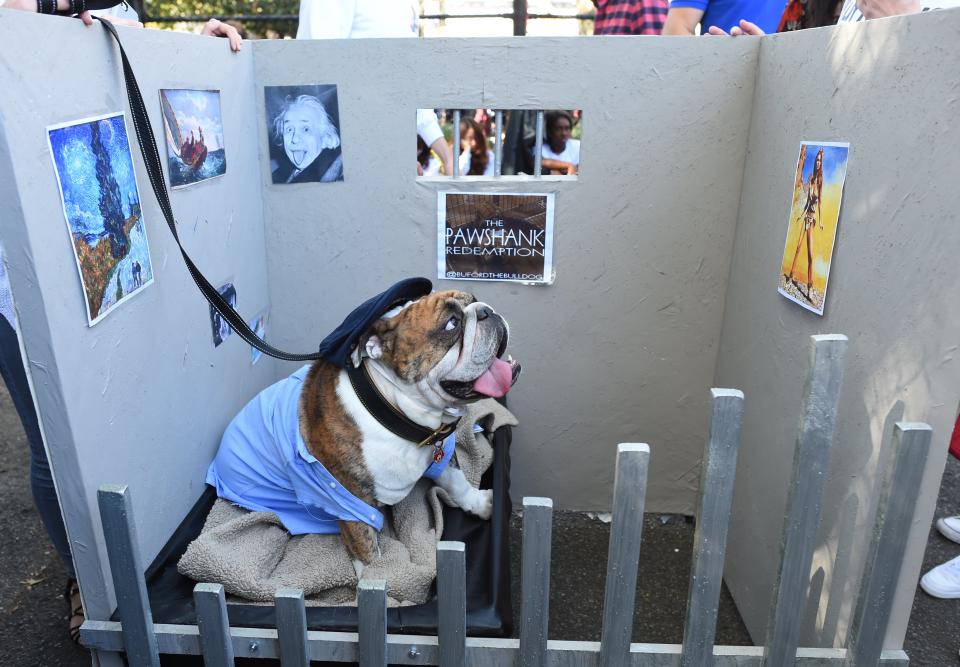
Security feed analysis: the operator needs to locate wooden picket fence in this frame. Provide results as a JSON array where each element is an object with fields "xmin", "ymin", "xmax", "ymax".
[{"xmin": 81, "ymin": 335, "xmax": 930, "ymax": 665}]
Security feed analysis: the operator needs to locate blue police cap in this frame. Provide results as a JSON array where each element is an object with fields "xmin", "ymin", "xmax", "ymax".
[{"xmin": 318, "ymin": 277, "xmax": 433, "ymax": 368}]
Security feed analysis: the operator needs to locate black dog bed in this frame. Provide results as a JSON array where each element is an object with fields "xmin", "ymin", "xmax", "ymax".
[{"xmin": 122, "ymin": 425, "xmax": 514, "ymax": 637}]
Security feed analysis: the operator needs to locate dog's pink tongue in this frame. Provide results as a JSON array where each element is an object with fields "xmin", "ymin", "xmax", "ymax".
[{"xmin": 473, "ymin": 358, "xmax": 514, "ymax": 397}]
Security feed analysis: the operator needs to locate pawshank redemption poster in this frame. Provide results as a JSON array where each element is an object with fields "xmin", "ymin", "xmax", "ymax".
[{"xmin": 437, "ymin": 192, "xmax": 555, "ymax": 284}]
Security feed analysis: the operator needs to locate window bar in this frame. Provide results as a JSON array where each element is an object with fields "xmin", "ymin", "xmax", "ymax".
[
  {"xmin": 494, "ymin": 110, "xmax": 504, "ymax": 177},
  {"xmin": 513, "ymin": 0, "xmax": 528, "ymax": 35},
  {"xmin": 453, "ymin": 110, "xmax": 461, "ymax": 178},
  {"xmin": 534, "ymin": 110, "xmax": 544, "ymax": 177}
]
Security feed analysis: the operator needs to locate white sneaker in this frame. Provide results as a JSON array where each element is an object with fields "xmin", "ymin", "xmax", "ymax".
[
  {"xmin": 936, "ymin": 516, "xmax": 960, "ymax": 544},
  {"xmin": 920, "ymin": 554, "xmax": 960, "ymax": 599}
]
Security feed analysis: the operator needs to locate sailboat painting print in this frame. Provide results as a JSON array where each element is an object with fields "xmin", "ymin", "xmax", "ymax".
[
  {"xmin": 159, "ymin": 89, "xmax": 227, "ymax": 189},
  {"xmin": 47, "ymin": 113, "xmax": 155, "ymax": 326}
]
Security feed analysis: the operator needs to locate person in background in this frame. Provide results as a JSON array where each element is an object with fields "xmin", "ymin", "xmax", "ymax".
[
  {"xmin": 0, "ymin": 243, "xmax": 86, "ymax": 641},
  {"xmin": 0, "ymin": 0, "xmax": 243, "ymax": 48},
  {"xmin": 836, "ymin": 0, "xmax": 960, "ymax": 21},
  {"xmin": 417, "ymin": 109, "xmax": 454, "ymax": 176},
  {"xmin": 778, "ymin": 0, "xmax": 843, "ymax": 30},
  {"xmin": 417, "ymin": 136, "xmax": 441, "ymax": 176},
  {"xmin": 707, "ymin": 0, "xmax": 960, "ymax": 33},
  {"xmin": 459, "ymin": 117, "xmax": 495, "ymax": 177},
  {"xmin": 592, "ymin": 0, "xmax": 669, "ymax": 35},
  {"xmin": 920, "ymin": 514, "xmax": 960, "ymax": 599},
  {"xmin": 663, "ymin": 0, "xmax": 786, "ymax": 35},
  {"xmin": 0, "ymin": 0, "xmax": 241, "ymax": 645},
  {"xmin": 0, "ymin": 0, "xmax": 142, "ymax": 23},
  {"xmin": 296, "ymin": 0, "xmax": 418, "ymax": 39},
  {"xmin": 920, "ymin": 414, "xmax": 960, "ymax": 604},
  {"xmin": 539, "ymin": 111, "xmax": 580, "ymax": 176},
  {"xmin": 295, "ymin": 1, "xmax": 454, "ymax": 177}
]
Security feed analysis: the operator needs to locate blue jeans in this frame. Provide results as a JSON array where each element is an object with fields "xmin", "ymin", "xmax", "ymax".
[{"xmin": 0, "ymin": 316, "xmax": 74, "ymax": 578}]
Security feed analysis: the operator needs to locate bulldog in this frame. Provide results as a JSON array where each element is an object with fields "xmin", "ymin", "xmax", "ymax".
[{"xmin": 206, "ymin": 280, "xmax": 520, "ymax": 573}]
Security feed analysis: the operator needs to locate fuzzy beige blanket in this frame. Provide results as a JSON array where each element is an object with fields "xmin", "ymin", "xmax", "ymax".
[{"xmin": 177, "ymin": 399, "xmax": 517, "ymax": 606}]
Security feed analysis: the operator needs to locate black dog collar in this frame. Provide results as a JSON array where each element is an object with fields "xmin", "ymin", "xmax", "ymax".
[{"xmin": 346, "ymin": 362, "xmax": 460, "ymax": 450}]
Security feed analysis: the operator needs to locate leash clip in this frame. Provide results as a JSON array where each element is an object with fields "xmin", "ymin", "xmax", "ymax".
[{"xmin": 417, "ymin": 422, "xmax": 455, "ymax": 449}]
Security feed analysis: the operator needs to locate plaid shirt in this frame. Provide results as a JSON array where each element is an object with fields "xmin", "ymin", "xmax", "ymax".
[{"xmin": 593, "ymin": 0, "xmax": 669, "ymax": 35}]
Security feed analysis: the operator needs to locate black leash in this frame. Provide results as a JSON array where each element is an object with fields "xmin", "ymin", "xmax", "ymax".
[{"xmin": 97, "ymin": 18, "xmax": 322, "ymax": 362}]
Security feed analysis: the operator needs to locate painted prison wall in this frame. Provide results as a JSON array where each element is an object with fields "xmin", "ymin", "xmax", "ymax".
[
  {"xmin": 255, "ymin": 35, "xmax": 759, "ymax": 513},
  {"xmin": 0, "ymin": 13, "xmax": 279, "ymax": 618},
  {"xmin": 715, "ymin": 11, "xmax": 960, "ymax": 651}
]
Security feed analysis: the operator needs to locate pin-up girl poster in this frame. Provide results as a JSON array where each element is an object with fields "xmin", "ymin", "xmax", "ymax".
[{"xmin": 778, "ymin": 141, "xmax": 850, "ymax": 315}]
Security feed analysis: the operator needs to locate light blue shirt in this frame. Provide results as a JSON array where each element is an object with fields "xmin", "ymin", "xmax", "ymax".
[{"xmin": 206, "ymin": 365, "xmax": 455, "ymax": 535}]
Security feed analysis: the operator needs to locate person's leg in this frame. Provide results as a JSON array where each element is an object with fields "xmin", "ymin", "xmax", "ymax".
[
  {"xmin": 805, "ymin": 227, "xmax": 814, "ymax": 291},
  {"xmin": 0, "ymin": 317, "xmax": 83, "ymax": 641},
  {"xmin": 0, "ymin": 316, "xmax": 74, "ymax": 578}
]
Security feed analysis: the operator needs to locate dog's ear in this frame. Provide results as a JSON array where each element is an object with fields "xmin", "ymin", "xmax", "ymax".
[
  {"xmin": 364, "ymin": 335, "xmax": 384, "ymax": 360},
  {"xmin": 357, "ymin": 318, "xmax": 397, "ymax": 365}
]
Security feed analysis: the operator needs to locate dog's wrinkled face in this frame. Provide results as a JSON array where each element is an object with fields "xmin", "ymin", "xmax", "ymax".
[{"xmin": 358, "ymin": 290, "xmax": 520, "ymax": 407}]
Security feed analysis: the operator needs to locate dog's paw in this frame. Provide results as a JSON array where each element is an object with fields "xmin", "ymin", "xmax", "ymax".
[
  {"xmin": 469, "ymin": 488, "xmax": 493, "ymax": 520},
  {"xmin": 352, "ymin": 559, "xmax": 366, "ymax": 580}
]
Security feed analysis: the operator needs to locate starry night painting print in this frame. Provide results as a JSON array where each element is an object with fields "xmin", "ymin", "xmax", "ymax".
[
  {"xmin": 160, "ymin": 89, "xmax": 227, "ymax": 188},
  {"xmin": 47, "ymin": 113, "xmax": 154, "ymax": 326}
]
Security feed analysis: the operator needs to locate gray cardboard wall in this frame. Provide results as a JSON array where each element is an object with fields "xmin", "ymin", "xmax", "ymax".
[
  {"xmin": 716, "ymin": 11, "xmax": 960, "ymax": 648},
  {"xmin": 254, "ymin": 35, "xmax": 759, "ymax": 512},
  {"xmin": 0, "ymin": 12, "xmax": 278, "ymax": 617},
  {"xmin": 0, "ymin": 16, "xmax": 758, "ymax": 621}
]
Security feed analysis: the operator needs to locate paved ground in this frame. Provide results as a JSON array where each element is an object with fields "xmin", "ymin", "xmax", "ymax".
[{"xmin": 0, "ymin": 380, "xmax": 956, "ymax": 665}]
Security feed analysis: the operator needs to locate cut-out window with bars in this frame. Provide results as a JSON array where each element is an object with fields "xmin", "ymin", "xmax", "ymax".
[{"xmin": 417, "ymin": 108, "xmax": 582, "ymax": 179}]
